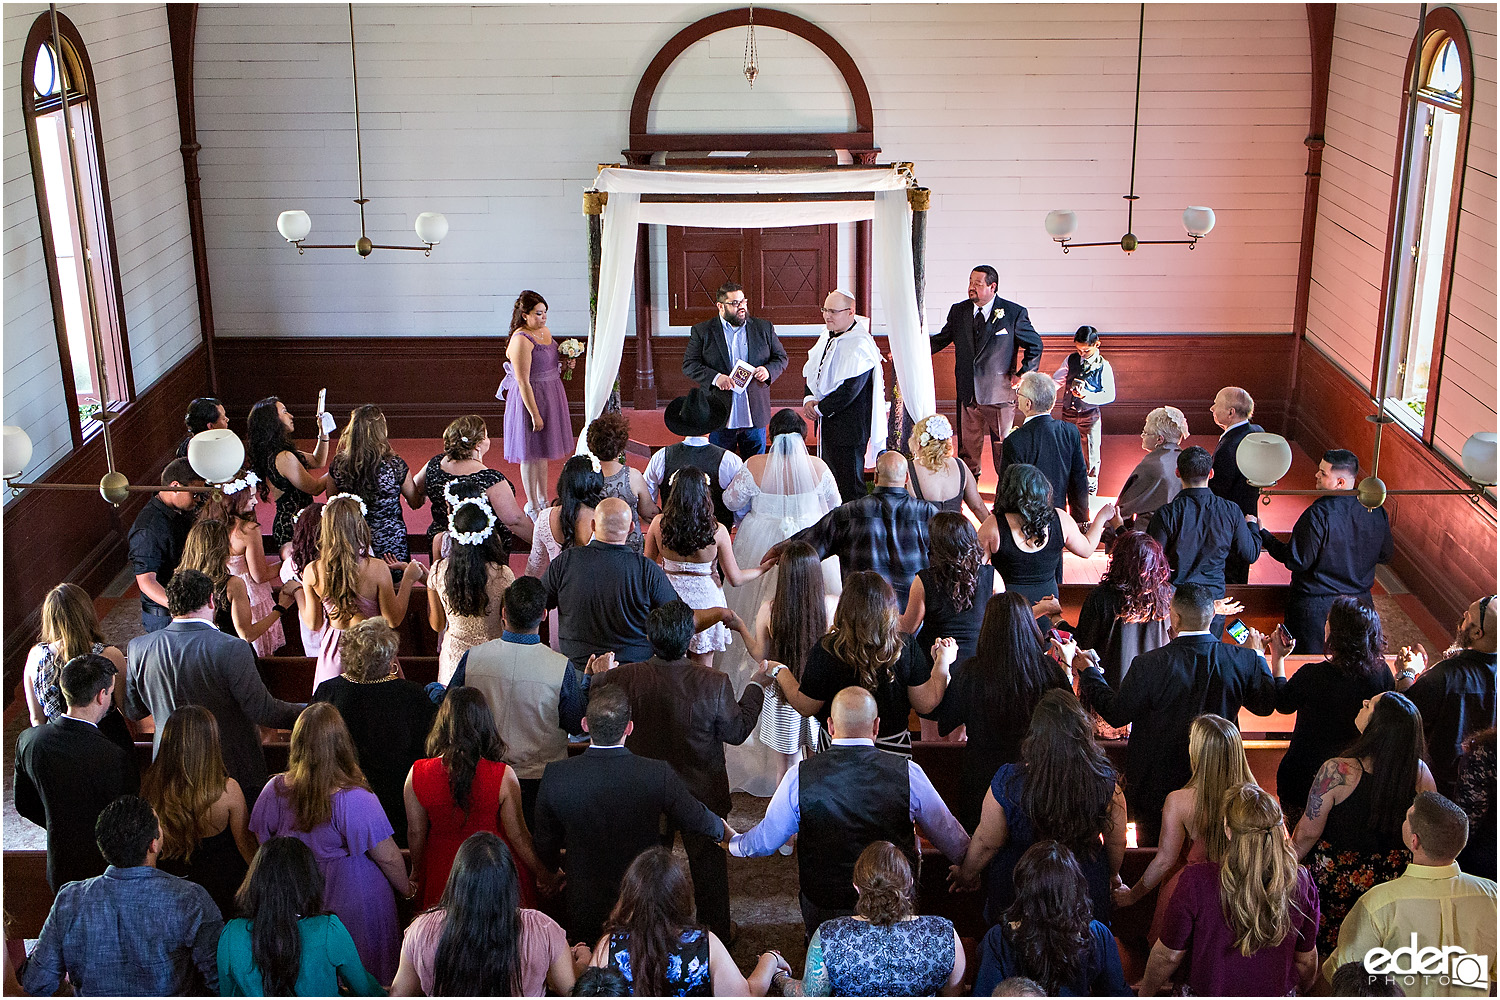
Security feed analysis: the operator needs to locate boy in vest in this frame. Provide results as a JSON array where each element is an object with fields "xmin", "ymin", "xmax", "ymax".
[{"xmin": 1052, "ymin": 325, "xmax": 1115, "ymax": 497}]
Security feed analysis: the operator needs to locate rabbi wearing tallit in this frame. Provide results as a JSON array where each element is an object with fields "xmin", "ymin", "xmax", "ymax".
[{"xmin": 802, "ymin": 290, "xmax": 887, "ymax": 504}]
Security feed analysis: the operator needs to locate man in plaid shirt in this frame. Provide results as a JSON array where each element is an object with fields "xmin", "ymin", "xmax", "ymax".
[{"xmin": 762, "ymin": 451, "xmax": 936, "ymax": 608}]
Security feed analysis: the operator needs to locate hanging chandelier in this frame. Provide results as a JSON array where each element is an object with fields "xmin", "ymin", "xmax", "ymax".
[
  {"xmin": 742, "ymin": 4, "xmax": 759, "ymax": 87},
  {"xmin": 1043, "ymin": 4, "xmax": 1215, "ymax": 254},
  {"xmin": 275, "ymin": 4, "xmax": 447, "ymax": 257}
]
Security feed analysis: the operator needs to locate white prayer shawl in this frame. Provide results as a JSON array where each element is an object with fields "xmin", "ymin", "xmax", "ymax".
[{"xmin": 803, "ymin": 315, "xmax": 888, "ymax": 470}]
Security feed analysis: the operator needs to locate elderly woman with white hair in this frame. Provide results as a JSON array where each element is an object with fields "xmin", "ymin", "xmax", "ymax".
[
  {"xmin": 1113, "ymin": 405, "xmax": 1190, "ymax": 532},
  {"xmin": 906, "ymin": 414, "xmax": 989, "ymax": 521}
]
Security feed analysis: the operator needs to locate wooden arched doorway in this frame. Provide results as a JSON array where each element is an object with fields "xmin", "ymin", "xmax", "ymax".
[{"xmin": 622, "ymin": 7, "xmax": 879, "ymax": 408}]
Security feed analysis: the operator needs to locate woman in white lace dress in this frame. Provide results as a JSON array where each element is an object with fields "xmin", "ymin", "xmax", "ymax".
[
  {"xmin": 645, "ymin": 469, "xmax": 763, "ymax": 665},
  {"xmin": 720, "ymin": 409, "xmax": 843, "ymax": 796}
]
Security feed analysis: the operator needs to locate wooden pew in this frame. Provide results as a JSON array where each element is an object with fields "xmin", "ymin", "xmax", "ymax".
[
  {"xmin": 4, "ymin": 850, "xmax": 53, "ymax": 939},
  {"xmin": 257, "ymin": 655, "xmax": 441, "ymax": 703}
]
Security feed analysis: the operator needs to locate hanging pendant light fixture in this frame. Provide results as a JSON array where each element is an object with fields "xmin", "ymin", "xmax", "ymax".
[
  {"xmin": 742, "ymin": 5, "xmax": 759, "ymax": 87},
  {"xmin": 1043, "ymin": 4, "xmax": 1214, "ymax": 254},
  {"xmin": 275, "ymin": 5, "xmax": 447, "ymax": 257}
]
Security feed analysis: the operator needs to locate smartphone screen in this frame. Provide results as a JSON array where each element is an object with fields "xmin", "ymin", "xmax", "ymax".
[
  {"xmin": 1226, "ymin": 618, "xmax": 1250, "ymax": 643},
  {"xmin": 316, "ymin": 388, "xmax": 326, "ymax": 415}
]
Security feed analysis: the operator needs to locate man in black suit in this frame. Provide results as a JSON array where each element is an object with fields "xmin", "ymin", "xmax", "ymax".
[
  {"xmin": 682, "ymin": 282, "xmax": 788, "ymax": 458},
  {"xmin": 592, "ymin": 601, "xmax": 771, "ymax": 940},
  {"xmin": 1148, "ymin": 446, "xmax": 1263, "ymax": 636},
  {"xmin": 533, "ymin": 684, "xmax": 730, "ymax": 945},
  {"xmin": 930, "ymin": 265, "xmax": 1044, "ymax": 479},
  {"xmin": 14, "ymin": 653, "xmax": 140, "ymax": 891},
  {"xmin": 1073, "ymin": 583, "xmax": 1278, "ymax": 844},
  {"xmin": 1210, "ymin": 386, "xmax": 1264, "ymax": 584},
  {"xmin": 1260, "ymin": 449, "xmax": 1394, "ymax": 655},
  {"xmin": 1001, "ymin": 371, "xmax": 1091, "ymax": 524}
]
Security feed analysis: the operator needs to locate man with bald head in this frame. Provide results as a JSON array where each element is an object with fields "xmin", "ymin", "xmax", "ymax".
[
  {"xmin": 729, "ymin": 687, "xmax": 969, "ymax": 936},
  {"xmin": 539, "ymin": 497, "xmax": 681, "ymax": 669},
  {"xmin": 803, "ymin": 290, "xmax": 886, "ymax": 503},
  {"xmin": 1398, "ymin": 595, "xmax": 1498, "ymax": 798},
  {"xmin": 1210, "ymin": 386, "xmax": 1263, "ymax": 584},
  {"xmin": 765, "ymin": 450, "xmax": 936, "ymax": 607}
]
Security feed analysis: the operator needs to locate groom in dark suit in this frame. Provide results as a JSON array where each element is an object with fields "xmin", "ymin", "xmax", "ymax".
[
  {"xmin": 1210, "ymin": 386, "xmax": 1264, "ymax": 584},
  {"xmin": 683, "ymin": 282, "xmax": 788, "ymax": 458},
  {"xmin": 930, "ymin": 265, "xmax": 1044, "ymax": 479}
]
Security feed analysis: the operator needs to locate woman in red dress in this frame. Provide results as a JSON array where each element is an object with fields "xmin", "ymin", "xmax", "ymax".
[{"xmin": 403, "ymin": 687, "xmax": 557, "ymax": 909}]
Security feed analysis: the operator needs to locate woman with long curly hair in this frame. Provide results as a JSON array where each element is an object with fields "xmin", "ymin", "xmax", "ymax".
[
  {"xmin": 329, "ymin": 404, "xmax": 423, "ymax": 562},
  {"xmin": 218, "ymin": 836, "xmax": 383, "ymax": 995},
  {"xmin": 1073, "ymin": 530, "xmax": 1171, "ymax": 690},
  {"xmin": 404, "ymin": 687, "xmax": 555, "ymax": 911},
  {"xmin": 979, "ymin": 464, "xmax": 1115, "ymax": 625},
  {"xmin": 1113, "ymin": 715, "xmax": 1255, "ymax": 939},
  {"xmin": 250, "ymin": 703, "xmax": 414, "ymax": 983},
  {"xmin": 1138, "ymin": 784, "xmax": 1320, "ymax": 997},
  {"xmin": 590, "ymin": 847, "xmax": 776, "ymax": 996},
  {"xmin": 280, "ymin": 501, "xmax": 325, "ymax": 655},
  {"xmin": 1272, "ymin": 596, "xmax": 1396, "ymax": 820},
  {"xmin": 429, "ymin": 497, "xmax": 515, "ymax": 683},
  {"xmin": 22, "ymin": 582, "xmax": 125, "ymax": 727},
  {"xmin": 179, "ymin": 517, "xmax": 293, "ymax": 652},
  {"xmin": 141, "ymin": 706, "xmax": 257, "ymax": 917},
  {"xmin": 776, "ymin": 841, "xmax": 964, "ymax": 996},
  {"xmin": 413, "ymin": 414, "xmax": 531, "ymax": 559},
  {"xmin": 933, "ymin": 592, "xmax": 1071, "ymax": 831},
  {"xmin": 974, "ymin": 842, "xmax": 1127, "ymax": 996},
  {"xmin": 248, "ymin": 396, "xmax": 331, "ymax": 546},
  {"xmin": 499, "ymin": 290, "xmax": 575, "ymax": 516},
  {"xmin": 645, "ymin": 468, "xmax": 763, "ymax": 665},
  {"xmin": 951, "ymin": 688, "xmax": 1127, "ymax": 923},
  {"xmin": 900, "ymin": 512, "xmax": 1000, "ymax": 666},
  {"xmin": 393, "ymin": 832, "xmax": 584, "ymax": 996},
  {"xmin": 525, "ymin": 453, "xmax": 606, "ymax": 578},
  {"xmin": 905, "ymin": 414, "xmax": 988, "ymax": 520},
  {"xmin": 303, "ymin": 494, "xmax": 426, "ymax": 691},
  {"xmin": 776, "ymin": 571, "xmax": 953, "ymax": 754},
  {"xmin": 1292, "ymin": 690, "xmax": 1435, "ymax": 953},
  {"xmin": 587, "ymin": 411, "xmax": 658, "ymax": 553}
]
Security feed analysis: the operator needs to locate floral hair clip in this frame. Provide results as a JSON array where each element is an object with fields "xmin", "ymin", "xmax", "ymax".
[
  {"xmin": 449, "ymin": 498, "xmax": 498, "ymax": 546},
  {"xmin": 327, "ymin": 492, "xmax": 369, "ymax": 516},
  {"xmin": 917, "ymin": 414, "xmax": 954, "ymax": 447},
  {"xmin": 220, "ymin": 470, "xmax": 260, "ymax": 496},
  {"xmin": 588, "ymin": 453, "xmax": 602, "ymax": 474}
]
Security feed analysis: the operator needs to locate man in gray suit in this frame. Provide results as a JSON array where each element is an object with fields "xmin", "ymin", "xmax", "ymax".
[{"xmin": 125, "ymin": 569, "xmax": 303, "ymax": 800}]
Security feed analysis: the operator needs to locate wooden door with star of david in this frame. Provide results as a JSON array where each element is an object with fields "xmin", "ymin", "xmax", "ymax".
[{"xmin": 665, "ymin": 224, "xmax": 837, "ymax": 327}]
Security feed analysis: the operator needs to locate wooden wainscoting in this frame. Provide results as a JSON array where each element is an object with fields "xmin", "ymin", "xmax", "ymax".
[
  {"xmin": 216, "ymin": 331, "xmax": 1294, "ymax": 439},
  {"xmin": 1290, "ymin": 344, "xmax": 1498, "ymax": 626},
  {"xmin": 2, "ymin": 346, "xmax": 213, "ymax": 702}
]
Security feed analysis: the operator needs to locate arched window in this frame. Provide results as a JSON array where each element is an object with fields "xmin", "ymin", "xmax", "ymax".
[
  {"xmin": 22, "ymin": 12, "xmax": 132, "ymax": 445},
  {"xmin": 1374, "ymin": 8, "xmax": 1473, "ymax": 439}
]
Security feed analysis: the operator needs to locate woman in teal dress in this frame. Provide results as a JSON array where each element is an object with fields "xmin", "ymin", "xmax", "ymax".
[{"xmin": 217, "ymin": 837, "xmax": 384, "ymax": 996}]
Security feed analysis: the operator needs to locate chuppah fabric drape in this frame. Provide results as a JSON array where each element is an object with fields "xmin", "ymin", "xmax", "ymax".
[{"xmin": 580, "ymin": 166, "xmax": 935, "ymax": 463}]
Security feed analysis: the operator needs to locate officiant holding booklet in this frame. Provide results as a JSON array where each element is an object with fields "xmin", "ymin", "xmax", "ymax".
[{"xmin": 683, "ymin": 282, "xmax": 789, "ymax": 458}]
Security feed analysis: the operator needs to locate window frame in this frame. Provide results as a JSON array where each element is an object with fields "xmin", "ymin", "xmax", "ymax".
[
  {"xmin": 1371, "ymin": 7, "xmax": 1474, "ymax": 446},
  {"xmin": 21, "ymin": 12, "xmax": 135, "ymax": 449}
]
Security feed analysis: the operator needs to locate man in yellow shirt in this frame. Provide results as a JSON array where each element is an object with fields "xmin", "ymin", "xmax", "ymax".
[{"xmin": 1323, "ymin": 791, "xmax": 1497, "ymax": 996}]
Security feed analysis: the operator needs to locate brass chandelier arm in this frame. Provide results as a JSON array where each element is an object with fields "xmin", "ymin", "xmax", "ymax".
[{"xmin": 7, "ymin": 482, "xmax": 224, "ymax": 494}]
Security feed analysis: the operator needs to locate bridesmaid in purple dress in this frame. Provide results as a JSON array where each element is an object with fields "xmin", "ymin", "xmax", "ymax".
[
  {"xmin": 250, "ymin": 703, "xmax": 414, "ymax": 985},
  {"xmin": 498, "ymin": 290, "xmax": 576, "ymax": 516}
]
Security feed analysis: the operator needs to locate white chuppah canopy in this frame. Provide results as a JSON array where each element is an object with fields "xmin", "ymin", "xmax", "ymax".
[{"xmin": 580, "ymin": 165, "xmax": 935, "ymax": 461}]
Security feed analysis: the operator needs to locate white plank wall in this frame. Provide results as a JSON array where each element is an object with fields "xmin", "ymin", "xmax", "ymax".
[
  {"xmin": 2, "ymin": 3, "xmax": 200, "ymax": 482},
  {"xmin": 1305, "ymin": 3, "xmax": 1497, "ymax": 463},
  {"xmin": 193, "ymin": 3, "xmax": 1309, "ymax": 343}
]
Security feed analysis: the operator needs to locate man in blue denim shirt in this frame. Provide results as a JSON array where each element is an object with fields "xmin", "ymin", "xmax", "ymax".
[{"xmin": 20, "ymin": 795, "xmax": 222, "ymax": 996}]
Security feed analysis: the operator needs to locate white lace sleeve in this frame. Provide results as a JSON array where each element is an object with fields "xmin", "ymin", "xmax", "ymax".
[
  {"xmin": 817, "ymin": 466, "xmax": 841, "ymax": 513},
  {"xmin": 723, "ymin": 464, "xmax": 760, "ymax": 514},
  {"xmin": 525, "ymin": 515, "xmax": 550, "ymax": 577}
]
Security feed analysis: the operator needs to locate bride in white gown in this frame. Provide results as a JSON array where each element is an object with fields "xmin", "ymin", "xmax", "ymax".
[{"xmin": 719, "ymin": 409, "xmax": 843, "ymax": 796}]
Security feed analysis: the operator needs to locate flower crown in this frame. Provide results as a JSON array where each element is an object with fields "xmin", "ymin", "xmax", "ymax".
[
  {"xmin": 917, "ymin": 414, "xmax": 954, "ymax": 447},
  {"xmin": 449, "ymin": 498, "xmax": 498, "ymax": 546},
  {"xmin": 443, "ymin": 479, "xmax": 493, "ymax": 510},
  {"xmin": 327, "ymin": 492, "xmax": 368, "ymax": 516},
  {"xmin": 220, "ymin": 470, "xmax": 260, "ymax": 508}
]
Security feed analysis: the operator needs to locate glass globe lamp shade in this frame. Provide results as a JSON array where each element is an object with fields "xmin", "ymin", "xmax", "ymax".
[
  {"xmin": 1183, "ymin": 206, "xmax": 1216, "ymax": 238},
  {"xmin": 3, "ymin": 424, "xmax": 34, "ymax": 479},
  {"xmin": 1044, "ymin": 210, "xmax": 1078, "ymax": 242},
  {"xmin": 188, "ymin": 429, "xmax": 246, "ymax": 484},
  {"xmin": 1236, "ymin": 432, "xmax": 1294, "ymax": 488},
  {"xmin": 276, "ymin": 210, "xmax": 312, "ymax": 243},
  {"xmin": 415, "ymin": 212, "xmax": 449, "ymax": 245},
  {"xmin": 1462, "ymin": 432, "xmax": 1498, "ymax": 486}
]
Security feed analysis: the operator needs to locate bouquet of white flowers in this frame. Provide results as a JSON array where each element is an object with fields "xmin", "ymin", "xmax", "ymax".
[{"xmin": 558, "ymin": 338, "xmax": 585, "ymax": 380}]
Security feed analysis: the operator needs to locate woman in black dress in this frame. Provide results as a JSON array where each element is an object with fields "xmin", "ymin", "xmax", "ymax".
[
  {"xmin": 1271, "ymin": 596, "xmax": 1395, "ymax": 821},
  {"xmin": 412, "ymin": 414, "xmax": 532, "ymax": 560},
  {"xmin": 901, "ymin": 512, "xmax": 998, "ymax": 665},
  {"xmin": 980, "ymin": 464, "xmax": 1113, "ymax": 624},
  {"xmin": 905, "ymin": 414, "xmax": 988, "ymax": 520},
  {"xmin": 934, "ymin": 591, "xmax": 1071, "ymax": 830},
  {"xmin": 1073, "ymin": 531, "xmax": 1171, "ymax": 689},
  {"xmin": 328, "ymin": 404, "xmax": 422, "ymax": 562},
  {"xmin": 140, "ymin": 706, "xmax": 258, "ymax": 917},
  {"xmin": 312, "ymin": 618, "xmax": 436, "ymax": 847},
  {"xmin": 248, "ymin": 396, "xmax": 331, "ymax": 546}
]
